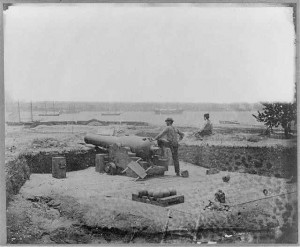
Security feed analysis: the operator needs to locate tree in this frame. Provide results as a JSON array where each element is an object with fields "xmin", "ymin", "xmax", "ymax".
[{"xmin": 252, "ymin": 102, "xmax": 297, "ymax": 138}]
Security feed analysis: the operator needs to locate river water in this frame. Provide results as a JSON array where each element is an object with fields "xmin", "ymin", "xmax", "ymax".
[{"xmin": 10, "ymin": 110, "xmax": 263, "ymax": 128}]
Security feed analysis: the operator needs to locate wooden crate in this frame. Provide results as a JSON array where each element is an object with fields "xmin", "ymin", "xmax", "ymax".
[
  {"xmin": 52, "ymin": 157, "xmax": 66, "ymax": 179},
  {"xmin": 95, "ymin": 154, "xmax": 107, "ymax": 173},
  {"xmin": 132, "ymin": 194, "xmax": 184, "ymax": 207}
]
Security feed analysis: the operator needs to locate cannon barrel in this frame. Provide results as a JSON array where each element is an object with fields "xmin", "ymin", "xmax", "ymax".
[{"xmin": 84, "ymin": 134, "xmax": 156, "ymax": 158}]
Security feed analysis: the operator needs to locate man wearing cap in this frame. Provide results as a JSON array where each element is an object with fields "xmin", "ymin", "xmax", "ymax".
[
  {"xmin": 153, "ymin": 118, "xmax": 184, "ymax": 176},
  {"xmin": 195, "ymin": 113, "xmax": 213, "ymax": 139}
]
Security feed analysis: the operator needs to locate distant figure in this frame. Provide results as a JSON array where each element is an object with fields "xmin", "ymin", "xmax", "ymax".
[
  {"xmin": 195, "ymin": 113, "xmax": 213, "ymax": 139},
  {"xmin": 154, "ymin": 117, "xmax": 184, "ymax": 176}
]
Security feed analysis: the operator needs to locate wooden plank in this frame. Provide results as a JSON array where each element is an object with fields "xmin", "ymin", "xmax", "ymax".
[
  {"xmin": 132, "ymin": 194, "xmax": 184, "ymax": 207},
  {"xmin": 127, "ymin": 161, "xmax": 147, "ymax": 179},
  {"xmin": 131, "ymin": 157, "xmax": 142, "ymax": 162},
  {"xmin": 126, "ymin": 167, "xmax": 140, "ymax": 178}
]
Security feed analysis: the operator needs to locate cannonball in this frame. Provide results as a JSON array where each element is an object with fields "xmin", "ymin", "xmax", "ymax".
[
  {"xmin": 142, "ymin": 189, "xmax": 148, "ymax": 196},
  {"xmin": 162, "ymin": 189, "xmax": 170, "ymax": 197},
  {"xmin": 148, "ymin": 189, "xmax": 154, "ymax": 197},
  {"xmin": 153, "ymin": 191, "xmax": 160, "ymax": 198},
  {"xmin": 138, "ymin": 190, "xmax": 143, "ymax": 197},
  {"xmin": 157, "ymin": 190, "xmax": 164, "ymax": 198},
  {"xmin": 138, "ymin": 189, "xmax": 148, "ymax": 197},
  {"xmin": 169, "ymin": 188, "xmax": 177, "ymax": 196}
]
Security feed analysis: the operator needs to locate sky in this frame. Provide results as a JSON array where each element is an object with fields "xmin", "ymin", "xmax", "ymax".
[{"xmin": 4, "ymin": 4, "xmax": 296, "ymax": 103}]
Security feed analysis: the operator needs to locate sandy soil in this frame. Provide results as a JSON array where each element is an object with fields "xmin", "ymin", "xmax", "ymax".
[
  {"xmin": 5, "ymin": 124, "xmax": 298, "ymax": 244},
  {"xmin": 8, "ymin": 162, "xmax": 297, "ymax": 244}
]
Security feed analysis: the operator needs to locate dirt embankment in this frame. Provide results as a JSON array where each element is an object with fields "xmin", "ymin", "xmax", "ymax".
[
  {"xmin": 5, "ymin": 147, "xmax": 105, "ymax": 203},
  {"xmin": 5, "ymin": 124, "xmax": 298, "ymax": 244},
  {"xmin": 179, "ymin": 145, "xmax": 297, "ymax": 179},
  {"xmin": 6, "ymin": 157, "xmax": 31, "ymax": 204},
  {"xmin": 6, "ymin": 125, "xmax": 297, "ymax": 203},
  {"xmin": 7, "ymin": 165, "xmax": 298, "ymax": 244},
  {"xmin": 5, "ymin": 130, "xmax": 106, "ymax": 203},
  {"xmin": 135, "ymin": 126, "xmax": 297, "ymax": 179}
]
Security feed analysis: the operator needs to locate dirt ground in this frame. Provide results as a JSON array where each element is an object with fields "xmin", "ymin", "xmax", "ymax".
[{"xmin": 5, "ymin": 123, "xmax": 298, "ymax": 244}]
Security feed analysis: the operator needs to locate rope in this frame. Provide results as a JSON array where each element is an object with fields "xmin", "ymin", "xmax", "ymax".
[
  {"xmin": 232, "ymin": 190, "xmax": 297, "ymax": 207},
  {"xmin": 193, "ymin": 211, "xmax": 202, "ymax": 242},
  {"xmin": 160, "ymin": 209, "xmax": 171, "ymax": 243},
  {"xmin": 162, "ymin": 190, "xmax": 297, "ymax": 216},
  {"xmin": 169, "ymin": 208, "xmax": 195, "ymax": 216}
]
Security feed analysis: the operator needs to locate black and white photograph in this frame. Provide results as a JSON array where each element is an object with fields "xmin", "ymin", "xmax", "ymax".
[{"xmin": 2, "ymin": 1, "xmax": 298, "ymax": 244}]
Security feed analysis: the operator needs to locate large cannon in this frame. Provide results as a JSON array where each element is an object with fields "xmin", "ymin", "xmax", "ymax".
[
  {"xmin": 84, "ymin": 134, "xmax": 170, "ymax": 178},
  {"xmin": 84, "ymin": 134, "xmax": 157, "ymax": 160}
]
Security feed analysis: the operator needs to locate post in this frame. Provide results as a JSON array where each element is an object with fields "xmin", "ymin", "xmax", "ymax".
[
  {"xmin": 193, "ymin": 211, "xmax": 203, "ymax": 243},
  {"xmin": 30, "ymin": 101, "xmax": 33, "ymax": 122},
  {"xmin": 17, "ymin": 100, "xmax": 21, "ymax": 123},
  {"xmin": 95, "ymin": 154, "xmax": 107, "ymax": 173},
  {"xmin": 161, "ymin": 209, "xmax": 171, "ymax": 244}
]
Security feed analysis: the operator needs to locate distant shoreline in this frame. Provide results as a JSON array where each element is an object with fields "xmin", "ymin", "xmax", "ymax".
[{"xmin": 5, "ymin": 101, "xmax": 265, "ymax": 113}]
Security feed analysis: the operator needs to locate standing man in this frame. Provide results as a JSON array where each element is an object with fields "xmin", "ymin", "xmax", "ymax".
[
  {"xmin": 194, "ymin": 113, "xmax": 213, "ymax": 139},
  {"xmin": 154, "ymin": 118, "xmax": 184, "ymax": 176}
]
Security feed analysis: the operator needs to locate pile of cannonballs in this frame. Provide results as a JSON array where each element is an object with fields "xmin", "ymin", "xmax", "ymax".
[{"xmin": 138, "ymin": 188, "xmax": 177, "ymax": 199}]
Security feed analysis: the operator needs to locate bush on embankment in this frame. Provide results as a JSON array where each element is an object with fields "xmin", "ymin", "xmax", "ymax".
[{"xmin": 6, "ymin": 157, "xmax": 31, "ymax": 203}]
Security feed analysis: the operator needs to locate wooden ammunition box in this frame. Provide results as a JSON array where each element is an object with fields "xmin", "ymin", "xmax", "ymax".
[
  {"xmin": 132, "ymin": 193, "xmax": 184, "ymax": 207},
  {"xmin": 52, "ymin": 157, "xmax": 66, "ymax": 179},
  {"xmin": 95, "ymin": 154, "xmax": 107, "ymax": 173}
]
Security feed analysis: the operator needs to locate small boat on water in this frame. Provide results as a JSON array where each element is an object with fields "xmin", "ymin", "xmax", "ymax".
[
  {"xmin": 63, "ymin": 109, "xmax": 81, "ymax": 114},
  {"xmin": 38, "ymin": 101, "xmax": 60, "ymax": 116},
  {"xmin": 38, "ymin": 112, "xmax": 60, "ymax": 116},
  {"xmin": 154, "ymin": 109, "xmax": 184, "ymax": 115},
  {"xmin": 219, "ymin": 120, "xmax": 240, "ymax": 125},
  {"xmin": 101, "ymin": 112, "xmax": 121, "ymax": 116}
]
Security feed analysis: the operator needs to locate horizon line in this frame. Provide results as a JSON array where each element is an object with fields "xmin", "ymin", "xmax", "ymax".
[{"xmin": 6, "ymin": 100, "xmax": 294, "ymax": 104}]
